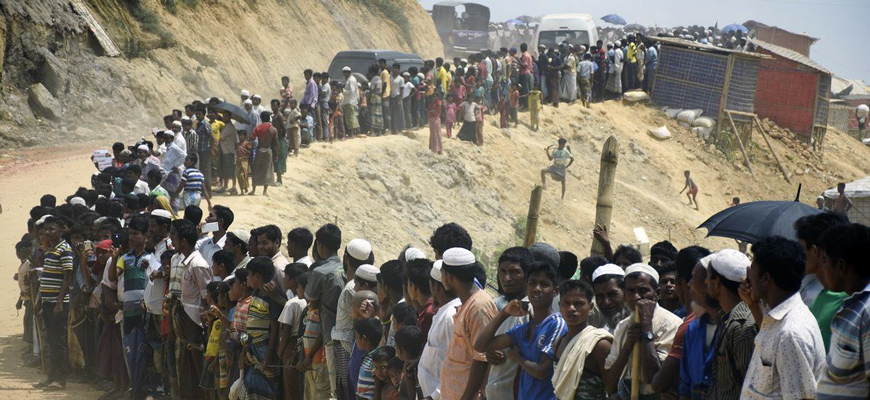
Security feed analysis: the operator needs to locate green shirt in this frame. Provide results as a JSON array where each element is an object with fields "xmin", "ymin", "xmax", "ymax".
[{"xmin": 809, "ymin": 289, "xmax": 847, "ymax": 352}]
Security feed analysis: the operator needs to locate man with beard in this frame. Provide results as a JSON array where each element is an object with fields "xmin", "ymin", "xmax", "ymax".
[
  {"xmin": 705, "ymin": 250, "xmax": 756, "ymax": 400},
  {"xmin": 588, "ymin": 264, "xmax": 629, "ymax": 333}
]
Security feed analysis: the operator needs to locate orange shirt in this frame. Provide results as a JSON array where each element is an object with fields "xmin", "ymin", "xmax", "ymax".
[{"xmin": 439, "ymin": 289, "xmax": 497, "ymax": 400}]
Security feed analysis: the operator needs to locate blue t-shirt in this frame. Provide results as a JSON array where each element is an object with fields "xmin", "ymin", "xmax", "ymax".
[
  {"xmin": 347, "ymin": 343, "xmax": 364, "ymax": 395},
  {"xmin": 507, "ymin": 313, "xmax": 567, "ymax": 400}
]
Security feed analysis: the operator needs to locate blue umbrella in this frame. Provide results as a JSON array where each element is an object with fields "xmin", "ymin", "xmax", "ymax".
[
  {"xmin": 506, "ymin": 19, "xmax": 524, "ymax": 25},
  {"xmin": 721, "ymin": 23, "xmax": 748, "ymax": 34},
  {"xmin": 698, "ymin": 199, "xmax": 820, "ymax": 243},
  {"xmin": 601, "ymin": 14, "xmax": 627, "ymax": 26}
]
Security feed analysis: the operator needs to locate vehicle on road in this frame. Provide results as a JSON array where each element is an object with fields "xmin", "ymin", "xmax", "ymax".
[
  {"xmin": 431, "ymin": 1, "xmax": 491, "ymax": 57},
  {"xmin": 534, "ymin": 14, "xmax": 599, "ymax": 50},
  {"xmin": 328, "ymin": 50, "xmax": 425, "ymax": 82}
]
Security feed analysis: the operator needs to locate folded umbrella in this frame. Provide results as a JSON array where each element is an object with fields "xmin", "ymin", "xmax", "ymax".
[
  {"xmin": 211, "ymin": 102, "xmax": 250, "ymax": 124},
  {"xmin": 601, "ymin": 14, "xmax": 627, "ymax": 26}
]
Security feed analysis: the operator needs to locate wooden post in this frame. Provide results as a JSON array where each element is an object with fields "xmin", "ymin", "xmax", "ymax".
[
  {"xmin": 523, "ymin": 186, "xmax": 543, "ymax": 248},
  {"xmin": 591, "ymin": 136, "xmax": 619, "ymax": 257},
  {"xmin": 630, "ymin": 307, "xmax": 641, "ymax": 400},
  {"xmin": 726, "ymin": 111, "xmax": 756, "ymax": 178},
  {"xmin": 753, "ymin": 117, "xmax": 793, "ymax": 184}
]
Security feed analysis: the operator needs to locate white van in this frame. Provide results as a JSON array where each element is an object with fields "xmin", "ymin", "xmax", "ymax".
[{"xmin": 534, "ymin": 14, "xmax": 599, "ymax": 50}]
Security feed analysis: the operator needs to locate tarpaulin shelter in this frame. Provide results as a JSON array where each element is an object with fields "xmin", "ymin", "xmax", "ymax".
[
  {"xmin": 744, "ymin": 20, "xmax": 818, "ymax": 57},
  {"xmin": 752, "ymin": 39, "xmax": 831, "ymax": 146},
  {"xmin": 823, "ymin": 177, "xmax": 870, "ymax": 226}
]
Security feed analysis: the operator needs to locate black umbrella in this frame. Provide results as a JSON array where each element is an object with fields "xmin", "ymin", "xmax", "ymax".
[
  {"xmin": 698, "ymin": 186, "xmax": 821, "ymax": 243},
  {"xmin": 211, "ymin": 102, "xmax": 250, "ymax": 124}
]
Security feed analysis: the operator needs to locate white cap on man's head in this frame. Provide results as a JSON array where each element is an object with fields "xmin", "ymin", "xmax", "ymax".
[
  {"xmin": 69, "ymin": 197, "xmax": 86, "ymax": 207},
  {"xmin": 430, "ymin": 260, "xmax": 443, "ymax": 282},
  {"xmin": 163, "ymin": 130, "xmax": 175, "ymax": 137},
  {"xmin": 229, "ymin": 229, "xmax": 251, "ymax": 245},
  {"xmin": 442, "ymin": 248, "xmax": 475, "ymax": 266},
  {"xmin": 709, "ymin": 249, "xmax": 750, "ymax": 283},
  {"xmin": 244, "ymin": 99, "xmax": 253, "ymax": 105},
  {"xmin": 240, "ymin": 90, "xmax": 250, "ymax": 96},
  {"xmin": 591, "ymin": 263, "xmax": 625, "ymax": 282},
  {"xmin": 405, "ymin": 247, "xmax": 426, "ymax": 261},
  {"xmin": 172, "ymin": 121, "xmax": 182, "ymax": 128},
  {"xmin": 342, "ymin": 66, "xmax": 352, "ymax": 72},
  {"xmin": 137, "ymin": 144, "xmax": 149, "ymax": 152},
  {"xmin": 150, "ymin": 209, "xmax": 173, "ymax": 220},
  {"xmin": 356, "ymin": 264, "xmax": 380, "ymax": 282},
  {"xmin": 252, "ymin": 94, "xmax": 261, "ymax": 100},
  {"xmin": 625, "ymin": 263, "xmax": 659, "ymax": 284},
  {"xmin": 346, "ymin": 239, "xmax": 372, "ymax": 261}
]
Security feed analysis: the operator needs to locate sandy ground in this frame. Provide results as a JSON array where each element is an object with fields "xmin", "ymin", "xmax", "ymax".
[{"xmin": 1, "ymin": 100, "xmax": 869, "ymax": 397}]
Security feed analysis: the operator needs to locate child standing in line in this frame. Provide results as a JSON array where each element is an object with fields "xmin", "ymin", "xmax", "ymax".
[
  {"xmin": 509, "ymin": 83, "xmax": 520, "ymax": 128},
  {"xmin": 428, "ymin": 95, "xmax": 443, "ymax": 154},
  {"xmin": 235, "ymin": 130, "xmax": 252, "ymax": 195},
  {"xmin": 679, "ymin": 170, "xmax": 699, "ymax": 210},
  {"xmin": 475, "ymin": 95, "xmax": 487, "ymax": 146},
  {"xmin": 283, "ymin": 99, "xmax": 301, "ymax": 157},
  {"xmin": 176, "ymin": 154, "xmax": 212, "ymax": 209},
  {"xmin": 444, "ymin": 94, "xmax": 457, "ymax": 139},
  {"xmin": 279, "ymin": 267, "xmax": 308, "ymax": 400}
]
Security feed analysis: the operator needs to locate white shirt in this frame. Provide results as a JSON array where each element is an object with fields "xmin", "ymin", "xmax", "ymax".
[
  {"xmin": 486, "ymin": 296, "xmax": 530, "ymax": 400},
  {"xmin": 173, "ymin": 132, "xmax": 187, "ymax": 151},
  {"xmin": 798, "ymin": 274, "xmax": 824, "ymax": 307},
  {"xmin": 195, "ymin": 234, "xmax": 227, "ymax": 267},
  {"xmin": 332, "ymin": 280, "xmax": 356, "ymax": 350},
  {"xmin": 295, "ymin": 256, "xmax": 312, "ymax": 267},
  {"xmin": 162, "ymin": 142, "xmax": 186, "ymax": 174},
  {"xmin": 133, "ymin": 180, "xmax": 150, "ymax": 195},
  {"xmin": 403, "ymin": 82, "xmax": 414, "ymax": 99},
  {"xmin": 279, "ymin": 296, "xmax": 308, "ymax": 327},
  {"xmin": 180, "ymin": 250, "xmax": 212, "ymax": 324},
  {"xmin": 419, "ymin": 297, "xmax": 461, "ymax": 400},
  {"xmin": 461, "ymin": 101, "xmax": 478, "ymax": 122},
  {"xmin": 741, "ymin": 293, "xmax": 825, "ymax": 400},
  {"xmin": 391, "ymin": 76, "xmax": 404, "ymax": 97},
  {"xmin": 342, "ymin": 75, "xmax": 359, "ymax": 106},
  {"xmin": 144, "ymin": 237, "xmax": 171, "ymax": 315}
]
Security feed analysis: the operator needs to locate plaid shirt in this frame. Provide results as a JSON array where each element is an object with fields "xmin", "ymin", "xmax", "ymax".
[
  {"xmin": 818, "ymin": 283, "xmax": 870, "ymax": 400},
  {"xmin": 195, "ymin": 118, "xmax": 212, "ymax": 153}
]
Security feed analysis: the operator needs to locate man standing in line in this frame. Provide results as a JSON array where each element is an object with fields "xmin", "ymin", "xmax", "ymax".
[
  {"xmin": 193, "ymin": 105, "xmax": 213, "ymax": 192},
  {"xmin": 305, "ymin": 224, "xmax": 345, "ymax": 398},
  {"xmin": 739, "ymin": 237, "xmax": 825, "ymax": 400},
  {"xmin": 342, "ymin": 67, "xmax": 360, "ymax": 138},
  {"xmin": 518, "ymin": 43, "xmax": 533, "ymax": 110}
]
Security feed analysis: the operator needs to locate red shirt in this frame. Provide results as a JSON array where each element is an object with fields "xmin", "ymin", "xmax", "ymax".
[
  {"xmin": 416, "ymin": 298, "xmax": 438, "ymax": 338},
  {"xmin": 520, "ymin": 52, "xmax": 533, "ymax": 75},
  {"xmin": 668, "ymin": 311, "xmax": 696, "ymax": 359}
]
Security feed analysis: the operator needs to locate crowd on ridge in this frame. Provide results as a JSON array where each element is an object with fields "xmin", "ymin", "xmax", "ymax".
[{"xmin": 11, "ymin": 176, "xmax": 870, "ymax": 400}]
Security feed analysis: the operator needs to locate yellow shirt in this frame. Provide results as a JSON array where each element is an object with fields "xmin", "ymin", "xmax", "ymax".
[
  {"xmin": 627, "ymin": 42, "xmax": 638, "ymax": 64},
  {"xmin": 437, "ymin": 67, "xmax": 449, "ymax": 94},
  {"xmin": 380, "ymin": 69, "xmax": 391, "ymax": 98},
  {"xmin": 210, "ymin": 120, "xmax": 225, "ymax": 143}
]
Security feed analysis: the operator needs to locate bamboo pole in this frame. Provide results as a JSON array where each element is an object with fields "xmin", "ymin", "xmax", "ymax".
[
  {"xmin": 591, "ymin": 136, "xmax": 619, "ymax": 258},
  {"xmin": 753, "ymin": 117, "xmax": 793, "ymax": 184},
  {"xmin": 630, "ymin": 307, "xmax": 641, "ymax": 400},
  {"xmin": 523, "ymin": 186, "xmax": 543, "ymax": 248},
  {"xmin": 726, "ymin": 111, "xmax": 756, "ymax": 178}
]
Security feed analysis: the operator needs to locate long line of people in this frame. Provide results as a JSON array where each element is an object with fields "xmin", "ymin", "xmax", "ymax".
[{"xmin": 13, "ymin": 173, "xmax": 870, "ymax": 400}]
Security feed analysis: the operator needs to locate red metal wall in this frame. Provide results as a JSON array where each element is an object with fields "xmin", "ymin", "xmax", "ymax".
[{"xmin": 754, "ymin": 49, "xmax": 818, "ymax": 135}]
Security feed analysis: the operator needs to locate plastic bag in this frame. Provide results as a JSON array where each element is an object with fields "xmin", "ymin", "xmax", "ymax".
[
  {"xmin": 692, "ymin": 126, "xmax": 713, "ymax": 141},
  {"xmin": 648, "ymin": 126, "xmax": 672, "ymax": 140},
  {"xmin": 665, "ymin": 108, "xmax": 683, "ymax": 118},
  {"xmin": 623, "ymin": 91, "xmax": 650, "ymax": 102}
]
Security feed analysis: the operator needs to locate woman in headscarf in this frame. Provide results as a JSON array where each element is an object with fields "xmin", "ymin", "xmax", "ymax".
[{"xmin": 150, "ymin": 195, "xmax": 179, "ymax": 219}]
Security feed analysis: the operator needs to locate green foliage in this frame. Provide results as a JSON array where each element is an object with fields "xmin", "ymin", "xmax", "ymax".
[
  {"xmin": 473, "ymin": 215, "xmax": 528, "ymax": 289},
  {"xmin": 358, "ymin": 0, "xmax": 410, "ymax": 34},
  {"xmin": 128, "ymin": 0, "xmax": 175, "ymax": 47}
]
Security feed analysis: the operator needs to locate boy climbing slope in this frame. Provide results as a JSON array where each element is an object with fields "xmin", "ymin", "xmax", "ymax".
[{"xmin": 679, "ymin": 170, "xmax": 699, "ymax": 210}]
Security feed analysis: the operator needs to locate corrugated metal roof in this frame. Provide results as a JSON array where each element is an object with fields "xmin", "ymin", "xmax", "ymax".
[
  {"xmin": 751, "ymin": 39, "xmax": 830, "ymax": 75},
  {"xmin": 652, "ymin": 36, "xmax": 768, "ymax": 58}
]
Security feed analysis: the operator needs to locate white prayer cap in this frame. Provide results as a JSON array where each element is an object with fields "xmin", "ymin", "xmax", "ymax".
[
  {"xmin": 172, "ymin": 121, "xmax": 182, "ymax": 127},
  {"xmin": 460, "ymin": 58, "xmax": 468, "ymax": 63},
  {"xmin": 244, "ymin": 99, "xmax": 253, "ymax": 105},
  {"xmin": 240, "ymin": 90, "xmax": 250, "ymax": 96},
  {"xmin": 181, "ymin": 116, "xmax": 191, "ymax": 121},
  {"xmin": 430, "ymin": 260, "xmax": 444, "ymax": 282},
  {"xmin": 615, "ymin": 40, "xmax": 621, "ymax": 47},
  {"xmin": 817, "ymin": 195, "xmax": 825, "ymax": 200},
  {"xmin": 69, "ymin": 197, "xmax": 86, "ymax": 206},
  {"xmin": 417, "ymin": 73, "xmax": 425, "ymax": 79},
  {"xmin": 402, "ymin": 72, "xmax": 410, "ymax": 77},
  {"xmin": 625, "ymin": 263, "xmax": 659, "ymax": 284},
  {"xmin": 442, "ymin": 248, "xmax": 475, "ymax": 267},
  {"xmin": 36, "ymin": 215, "xmax": 50, "ymax": 226},
  {"xmin": 591, "ymin": 263, "xmax": 625, "ymax": 282},
  {"xmin": 150, "ymin": 209, "xmax": 173, "ymax": 220},
  {"xmin": 405, "ymin": 247, "xmax": 426, "ymax": 262},
  {"xmin": 709, "ymin": 249, "xmax": 750, "ymax": 283},
  {"xmin": 228, "ymin": 229, "xmax": 251, "ymax": 245},
  {"xmin": 163, "ymin": 129, "xmax": 175, "ymax": 137},
  {"xmin": 356, "ymin": 264, "xmax": 379, "ymax": 282},
  {"xmin": 342, "ymin": 66, "xmax": 352, "ymax": 72},
  {"xmin": 698, "ymin": 254, "xmax": 716, "ymax": 269},
  {"xmin": 137, "ymin": 144, "xmax": 149, "ymax": 152},
  {"xmin": 346, "ymin": 239, "xmax": 372, "ymax": 261},
  {"xmin": 252, "ymin": 94, "xmax": 261, "ymax": 99}
]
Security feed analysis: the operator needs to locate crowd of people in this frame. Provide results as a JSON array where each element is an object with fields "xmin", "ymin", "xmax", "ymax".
[{"xmin": 11, "ymin": 153, "xmax": 870, "ymax": 400}]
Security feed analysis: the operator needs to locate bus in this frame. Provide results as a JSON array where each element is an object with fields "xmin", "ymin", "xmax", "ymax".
[
  {"xmin": 431, "ymin": 2, "xmax": 491, "ymax": 56},
  {"xmin": 534, "ymin": 14, "xmax": 599, "ymax": 50}
]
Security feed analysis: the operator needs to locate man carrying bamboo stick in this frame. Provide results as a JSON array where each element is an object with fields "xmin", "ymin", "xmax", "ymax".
[{"xmin": 604, "ymin": 264, "xmax": 681, "ymax": 400}]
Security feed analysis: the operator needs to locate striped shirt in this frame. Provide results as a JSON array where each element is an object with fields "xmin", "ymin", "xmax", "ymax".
[
  {"xmin": 708, "ymin": 302, "xmax": 757, "ymax": 400},
  {"xmin": 168, "ymin": 252, "xmax": 184, "ymax": 295},
  {"xmin": 182, "ymin": 168, "xmax": 205, "ymax": 191},
  {"xmin": 232, "ymin": 296, "xmax": 252, "ymax": 333},
  {"xmin": 195, "ymin": 118, "xmax": 212, "ymax": 153},
  {"xmin": 39, "ymin": 241, "xmax": 73, "ymax": 302},
  {"xmin": 302, "ymin": 305, "xmax": 326, "ymax": 364},
  {"xmin": 817, "ymin": 282, "xmax": 870, "ymax": 400},
  {"xmin": 357, "ymin": 346, "xmax": 380, "ymax": 400}
]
